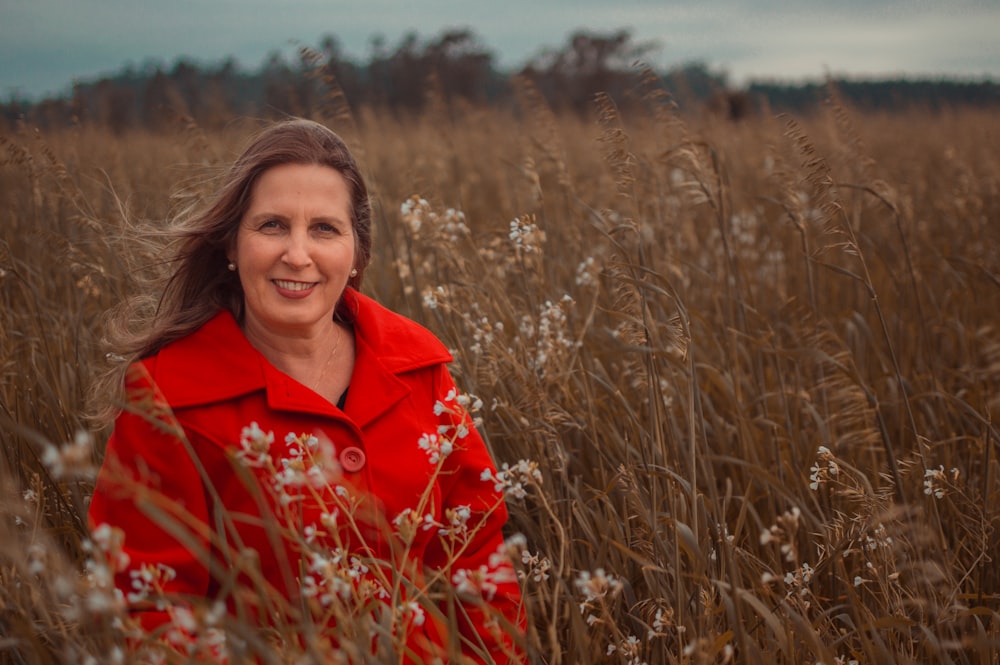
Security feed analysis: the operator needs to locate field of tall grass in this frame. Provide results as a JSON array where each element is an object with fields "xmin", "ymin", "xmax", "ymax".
[{"xmin": 2, "ymin": 81, "xmax": 999, "ymax": 664}]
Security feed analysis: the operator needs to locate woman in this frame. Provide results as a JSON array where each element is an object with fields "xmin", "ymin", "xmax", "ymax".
[{"xmin": 89, "ymin": 119, "xmax": 525, "ymax": 663}]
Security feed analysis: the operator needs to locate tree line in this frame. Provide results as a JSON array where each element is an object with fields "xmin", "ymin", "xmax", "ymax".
[{"xmin": 3, "ymin": 28, "xmax": 997, "ymax": 132}]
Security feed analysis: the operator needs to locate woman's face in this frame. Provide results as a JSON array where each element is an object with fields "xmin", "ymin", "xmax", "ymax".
[{"xmin": 231, "ymin": 162, "xmax": 356, "ymax": 338}]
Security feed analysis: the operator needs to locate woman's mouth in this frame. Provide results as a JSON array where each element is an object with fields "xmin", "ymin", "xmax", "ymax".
[{"xmin": 273, "ymin": 279, "xmax": 318, "ymax": 292}]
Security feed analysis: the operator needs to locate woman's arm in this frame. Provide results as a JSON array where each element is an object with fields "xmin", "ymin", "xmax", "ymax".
[{"xmin": 88, "ymin": 362, "xmax": 212, "ymax": 636}]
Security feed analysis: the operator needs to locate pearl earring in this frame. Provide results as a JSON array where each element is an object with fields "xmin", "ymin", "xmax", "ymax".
[
  {"xmin": 227, "ymin": 262, "xmax": 236, "ymax": 271},
  {"xmin": 350, "ymin": 268, "xmax": 358, "ymax": 277}
]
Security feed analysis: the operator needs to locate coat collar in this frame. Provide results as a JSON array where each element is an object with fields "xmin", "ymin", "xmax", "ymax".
[{"xmin": 148, "ymin": 289, "xmax": 452, "ymax": 428}]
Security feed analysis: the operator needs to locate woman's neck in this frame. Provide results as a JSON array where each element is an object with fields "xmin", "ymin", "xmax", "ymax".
[
  {"xmin": 243, "ymin": 318, "xmax": 344, "ymax": 380},
  {"xmin": 241, "ymin": 314, "xmax": 356, "ymax": 407}
]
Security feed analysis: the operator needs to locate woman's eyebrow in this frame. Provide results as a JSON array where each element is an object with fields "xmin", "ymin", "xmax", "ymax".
[
  {"xmin": 311, "ymin": 214, "xmax": 350, "ymax": 225},
  {"xmin": 245, "ymin": 211, "xmax": 289, "ymax": 221}
]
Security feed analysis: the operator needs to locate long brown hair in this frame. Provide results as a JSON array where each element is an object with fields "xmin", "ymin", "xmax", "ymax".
[{"xmin": 92, "ymin": 118, "xmax": 371, "ymax": 424}]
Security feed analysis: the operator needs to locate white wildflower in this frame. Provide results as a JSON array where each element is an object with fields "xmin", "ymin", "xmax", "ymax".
[{"xmin": 237, "ymin": 422, "xmax": 274, "ymax": 467}]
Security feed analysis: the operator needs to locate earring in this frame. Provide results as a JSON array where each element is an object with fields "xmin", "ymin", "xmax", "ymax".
[
  {"xmin": 227, "ymin": 262, "xmax": 237, "ymax": 271},
  {"xmin": 350, "ymin": 268, "xmax": 358, "ymax": 277}
]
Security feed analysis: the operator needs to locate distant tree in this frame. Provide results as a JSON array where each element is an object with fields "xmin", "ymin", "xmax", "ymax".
[
  {"xmin": 142, "ymin": 68, "xmax": 186, "ymax": 131},
  {"xmin": 748, "ymin": 78, "xmax": 1000, "ymax": 114},
  {"xmin": 359, "ymin": 28, "xmax": 500, "ymax": 113},
  {"xmin": 28, "ymin": 98, "xmax": 72, "ymax": 128},
  {"xmin": 520, "ymin": 29, "xmax": 658, "ymax": 112},
  {"xmin": 93, "ymin": 79, "xmax": 138, "ymax": 134},
  {"xmin": 376, "ymin": 31, "xmax": 426, "ymax": 110},
  {"xmin": 662, "ymin": 62, "xmax": 729, "ymax": 108},
  {"xmin": 200, "ymin": 58, "xmax": 243, "ymax": 127},
  {"xmin": 262, "ymin": 50, "xmax": 303, "ymax": 117},
  {"xmin": 424, "ymin": 29, "xmax": 497, "ymax": 104},
  {"xmin": 169, "ymin": 59, "xmax": 201, "ymax": 117},
  {"xmin": 706, "ymin": 88, "xmax": 758, "ymax": 122},
  {"xmin": 1, "ymin": 93, "xmax": 31, "ymax": 127},
  {"xmin": 310, "ymin": 34, "xmax": 367, "ymax": 112}
]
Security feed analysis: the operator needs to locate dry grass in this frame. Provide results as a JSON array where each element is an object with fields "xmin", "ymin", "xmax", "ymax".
[{"xmin": 2, "ymin": 83, "xmax": 999, "ymax": 664}]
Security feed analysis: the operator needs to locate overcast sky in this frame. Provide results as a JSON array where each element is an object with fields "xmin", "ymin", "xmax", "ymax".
[{"xmin": 2, "ymin": 0, "xmax": 999, "ymax": 100}]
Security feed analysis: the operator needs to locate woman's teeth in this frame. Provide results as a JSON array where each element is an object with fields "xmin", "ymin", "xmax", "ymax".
[{"xmin": 274, "ymin": 280, "xmax": 316, "ymax": 291}]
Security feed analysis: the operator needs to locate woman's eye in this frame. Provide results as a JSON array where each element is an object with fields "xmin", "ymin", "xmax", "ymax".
[
  {"xmin": 316, "ymin": 223, "xmax": 338, "ymax": 234},
  {"xmin": 259, "ymin": 219, "xmax": 281, "ymax": 230}
]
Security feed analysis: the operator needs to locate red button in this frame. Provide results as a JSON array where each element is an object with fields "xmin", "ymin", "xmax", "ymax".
[{"xmin": 339, "ymin": 446, "xmax": 366, "ymax": 473}]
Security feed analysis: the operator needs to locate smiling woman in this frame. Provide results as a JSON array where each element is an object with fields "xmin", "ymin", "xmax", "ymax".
[{"xmin": 87, "ymin": 118, "xmax": 526, "ymax": 663}]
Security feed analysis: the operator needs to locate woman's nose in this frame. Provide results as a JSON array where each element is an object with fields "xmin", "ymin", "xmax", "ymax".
[{"xmin": 282, "ymin": 229, "xmax": 313, "ymax": 267}]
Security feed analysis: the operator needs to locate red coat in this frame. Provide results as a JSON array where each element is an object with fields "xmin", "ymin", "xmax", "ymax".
[{"xmin": 89, "ymin": 289, "xmax": 524, "ymax": 663}]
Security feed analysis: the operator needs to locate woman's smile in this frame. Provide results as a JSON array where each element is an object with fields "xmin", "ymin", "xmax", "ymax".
[{"xmin": 273, "ymin": 279, "xmax": 319, "ymax": 292}]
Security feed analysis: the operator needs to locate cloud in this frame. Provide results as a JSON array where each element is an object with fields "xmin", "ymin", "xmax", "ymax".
[{"xmin": 713, "ymin": 6, "xmax": 1000, "ymax": 81}]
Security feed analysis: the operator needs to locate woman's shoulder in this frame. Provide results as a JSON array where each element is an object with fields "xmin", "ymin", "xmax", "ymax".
[
  {"xmin": 130, "ymin": 310, "xmax": 264, "ymax": 407},
  {"xmin": 348, "ymin": 290, "xmax": 453, "ymax": 371},
  {"xmin": 138, "ymin": 310, "xmax": 241, "ymax": 364}
]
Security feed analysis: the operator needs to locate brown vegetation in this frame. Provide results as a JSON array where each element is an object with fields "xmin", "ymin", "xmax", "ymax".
[{"xmin": 1, "ymin": 80, "xmax": 999, "ymax": 663}]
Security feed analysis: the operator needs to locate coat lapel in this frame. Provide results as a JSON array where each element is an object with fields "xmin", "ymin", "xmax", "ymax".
[
  {"xmin": 149, "ymin": 292, "xmax": 452, "ymax": 429},
  {"xmin": 343, "ymin": 335, "xmax": 411, "ymax": 429}
]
